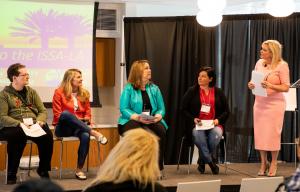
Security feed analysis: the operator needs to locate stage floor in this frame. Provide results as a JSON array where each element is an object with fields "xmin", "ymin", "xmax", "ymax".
[{"xmin": 0, "ymin": 163, "xmax": 297, "ymax": 192}]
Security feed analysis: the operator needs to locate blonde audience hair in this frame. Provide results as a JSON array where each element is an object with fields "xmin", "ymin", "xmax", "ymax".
[
  {"xmin": 59, "ymin": 68, "xmax": 89, "ymax": 102},
  {"xmin": 263, "ymin": 40, "xmax": 284, "ymax": 68},
  {"xmin": 128, "ymin": 60, "xmax": 149, "ymax": 89},
  {"xmin": 85, "ymin": 128, "xmax": 160, "ymax": 191}
]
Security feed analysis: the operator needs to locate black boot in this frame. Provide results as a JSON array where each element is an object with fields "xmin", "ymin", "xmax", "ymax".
[
  {"xmin": 37, "ymin": 168, "xmax": 50, "ymax": 179},
  {"xmin": 208, "ymin": 162, "xmax": 219, "ymax": 175},
  {"xmin": 197, "ymin": 163, "xmax": 205, "ymax": 174},
  {"xmin": 7, "ymin": 174, "xmax": 17, "ymax": 185}
]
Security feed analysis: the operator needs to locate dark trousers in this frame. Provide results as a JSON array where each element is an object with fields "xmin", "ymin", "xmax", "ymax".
[
  {"xmin": 55, "ymin": 110, "xmax": 90, "ymax": 169},
  {"xmin": 0, "ymin": 124, "xmax": 53, "ymax": 179},
  {"xmin": 118, "ymin": 120, "xmax": 166, "ymax": 170}
]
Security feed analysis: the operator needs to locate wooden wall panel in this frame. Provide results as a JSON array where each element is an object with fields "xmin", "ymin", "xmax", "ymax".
[
  {"xmin": 0, "ymin": 127, "xmax": 119, "ymax": 171},
  {"xmin": 95, "ymin": 38, "xmax": 115, "ymax": 87}
]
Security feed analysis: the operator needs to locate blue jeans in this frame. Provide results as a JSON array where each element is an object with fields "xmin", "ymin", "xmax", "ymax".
[
  {"xmin": 55, "ymin": 111, "xmax": 90, "ymax": 169},
  {"xmin": 192, "ymin": 126, "xmax": 223, "ymax": 163}
]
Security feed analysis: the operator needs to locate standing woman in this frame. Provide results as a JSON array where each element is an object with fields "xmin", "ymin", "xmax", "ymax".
[
  {"xmin": 248, "ymin": 40, "xmax": 290, "ymax": 177},
  {"xmin": 118, "ymin": 60, "xmax": 168, "ymax": 171},
  {"xmin": 181, "ymin": 67, "xmax": 229, "ymax": 175},
  {"xmin": 52, "ymin": 69, "xmax": 107, "ymax": 180}
]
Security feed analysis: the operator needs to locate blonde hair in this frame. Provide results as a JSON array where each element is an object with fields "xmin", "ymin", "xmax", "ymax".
[
  {"xmin": 128, "ymin": 60, "xmax": 149, "ymax": 89},
  {"xmin": 85, "ymin": 128, "xmax": 160, "ymax": 190},
  {"xmin": 263, "ymin": 40, "xmax": 284, "ymax": 68},
  {"xmin": 59, "ymin": 68, "xmax": 89, "ymax": 102}
]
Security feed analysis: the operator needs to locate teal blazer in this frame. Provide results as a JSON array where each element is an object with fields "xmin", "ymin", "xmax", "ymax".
[{"xmin": 118, "ymin": 83, "xmax": 168, "ymax": 129}]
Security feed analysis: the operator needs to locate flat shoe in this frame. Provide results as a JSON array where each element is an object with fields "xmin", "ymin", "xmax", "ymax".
[
  {"xmin": 98, "ymin": 134, "xmax": 108, "ymax": 145},
  {"xmin": 75, "ymin": 171, "xmax": 87, "ymax": 180}
]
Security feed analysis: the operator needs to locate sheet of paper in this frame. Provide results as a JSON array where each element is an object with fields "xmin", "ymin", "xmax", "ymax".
[
  {"xmin": 251, "ymin": 70, "xmax": 267, "ymax": 97},
  {"xmin": 291, "ymin": 79, "xmax": 300, "ymax": 88},
  {"xmin": 195, "ymin": 120, "xmax": 214, "ymax": 130},
  {"xmin": 139, "ymin": 113, "xmax": 156, "ymax": 121},
  {"xmin": 20, "ymin": 123, "xmax": 46, "ymax": 137}
]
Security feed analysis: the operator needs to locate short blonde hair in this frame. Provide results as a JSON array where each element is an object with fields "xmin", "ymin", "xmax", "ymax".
[
  {"xmin": 128, "ymin": 60, "xmax": 149, "ymax": 89},
  {"xmin": 263, "ymin": 40, "xmax": 284, "ymax": 68},
  {"xmin": 59, "ymin": 68, "xmax": 89, "ymax": 102},
  {"xmin": 85, "ymin": 128, "xmax": 160, "ymax": 190}
]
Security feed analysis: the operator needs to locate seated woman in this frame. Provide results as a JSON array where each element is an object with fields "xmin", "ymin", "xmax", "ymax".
[
  {"xmin": 181, "ymin": 67, "xmax": 229, "ymax": 174},
  {"xmin": 118, "ymin": 60, "xmax": 168, "ymax": 171},
  {"xmin": 84, "ymin": 128, "xmax": 167, "ymax": 192},
  {"xmin": 52, "ymin": 68, "xmax": 107, "ymax": 180}
]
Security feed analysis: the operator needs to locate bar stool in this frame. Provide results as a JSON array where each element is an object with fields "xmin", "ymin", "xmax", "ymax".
[
  {"xmin": 0, "ymin": 140, "xmax": 34, "ymax": 184},
  {"xmin": 56, "ymin": 136, "xmax": 101, "ymax": 179},
  {"xmin": 177, "ymin": 136, "xmax": 228, "ymax": 174}
]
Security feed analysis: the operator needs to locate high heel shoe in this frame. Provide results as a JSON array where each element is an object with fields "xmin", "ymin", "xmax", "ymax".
[
  {"xmin": 267, "ymin": 164, "xmax": 277, "ymax": 177},
  {"xmin": 257, "ymin": 163, "xmax": 269, "ymax": 176}
]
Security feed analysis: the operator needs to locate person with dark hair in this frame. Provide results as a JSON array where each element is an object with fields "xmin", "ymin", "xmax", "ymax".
[
  {"xmin": 248, "ymin": 40, "xmax": 290, "ymax": 177},
  {"xmin": 181, "ymin": 67, "xmax": 229, "ymax": 175},
  {"xmin": 0, "ymin": 63, "xmax": 53, "ymax": 184},
  {"xmin": 118, "ymin": 60, "xmax": 168, "ymax": 171},
  {"xmin": 13, "ymin": 179, "xmax": 63, "ymax": 192}
]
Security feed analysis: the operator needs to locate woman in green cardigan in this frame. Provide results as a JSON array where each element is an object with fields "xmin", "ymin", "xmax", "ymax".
[{"xmin": 118, "ymin": 60, "xmax": 168, "ymax": 170}]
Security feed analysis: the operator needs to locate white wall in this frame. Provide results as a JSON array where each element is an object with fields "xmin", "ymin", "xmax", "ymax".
[{"xmin": 124, "ymin": 1, "xmax": 300, "ymax": 17}]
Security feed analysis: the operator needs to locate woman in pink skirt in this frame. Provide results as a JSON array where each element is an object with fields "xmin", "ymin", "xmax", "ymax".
[{"xmin": 248, "ymin": 40, "xmax": 290, "ymax": 177}]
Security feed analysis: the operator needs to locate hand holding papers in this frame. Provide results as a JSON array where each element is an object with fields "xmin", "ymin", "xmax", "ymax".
[
  {"xmin": 251, "ymin": 71, "xmax": 267, "ymax": 97},
  {"xmin": 139, "ymin": 113, "xmax": 156, "ymax": 121},
  {"xmin": 20, "ymin": 123, "xmax": 46, "ymax": 137},
  {"xmin": 196, "ymin": 120, "xmax": 214, "ymax": 130}
]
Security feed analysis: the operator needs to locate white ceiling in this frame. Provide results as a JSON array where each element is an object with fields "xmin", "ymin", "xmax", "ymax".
[{"xmin": 53, "ymin": 0, "xmax": 300, "ymax": 16}]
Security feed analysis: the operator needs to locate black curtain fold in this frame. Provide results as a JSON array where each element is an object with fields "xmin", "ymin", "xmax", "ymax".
[
  {"xmin": 221, "ymin": 13, "xmax": 300, "ymax": 162},
  {"xmin": 124, "ymin": 16, "xmax": 216, "ymax": 164},
  {"xmin": 220, "ymin": 19, "xmax": 253, "ymax": 162}
]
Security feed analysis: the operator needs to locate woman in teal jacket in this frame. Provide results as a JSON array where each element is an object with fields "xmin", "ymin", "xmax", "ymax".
[{"xmin": 118, "ymin": 60, "xmax": 168, "ymax": 170}]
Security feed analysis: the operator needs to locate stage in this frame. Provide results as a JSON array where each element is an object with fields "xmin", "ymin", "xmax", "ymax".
[{"xmin": 0, "ymin": 163, "xmax": 296, "ymax": 192}]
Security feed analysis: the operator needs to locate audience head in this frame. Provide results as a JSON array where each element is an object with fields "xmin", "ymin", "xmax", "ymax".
[
  {"xmin": 87, "ymin": 128, "xmax": 160, "ymax": 189},
  {"xmin": 196, "ymin": 66, "xmax": 216, "ymax": 88},
  {"xmin": 59, "ymin": 68, "xmax": 89, "ymax": 101},
  {"xmin": 7, "ymin": 63, "xmax": 27, "ymax": 83},
  {"xmin": 128, "ymin": 60, "xmax": 151, "ymax": 89},
  {"xmin": 262, "ymin": 40, "xmax": 283, "ymax": 66},
  {"xmin": 13, "ymin": 179, "xmax": 63, "ymax": 192}
]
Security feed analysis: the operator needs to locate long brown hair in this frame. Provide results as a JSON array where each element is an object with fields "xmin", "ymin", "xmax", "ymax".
[
  {"xmin": 127, "ymin": 60, "xmax": 149, "ymax": 89},
  {"xmin": 59, "ymin": 68, "xmax": 89, "ymax": 102}
]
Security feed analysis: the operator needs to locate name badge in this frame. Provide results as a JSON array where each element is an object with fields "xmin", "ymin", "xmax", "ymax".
[
  {"xmin": 200, "ymin": 104, "xmax": 211, "ymax": 113},
  {"xmin": 23, "ymin": 118, "xmax": 34, "ymax": 126}
]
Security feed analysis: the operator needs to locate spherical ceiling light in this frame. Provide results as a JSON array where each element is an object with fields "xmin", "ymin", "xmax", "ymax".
[
  {"xmin": 196, "ymin": 11, "xmax": 223, "ymax": 27},
  {"xmin": 197, "ymin": 0, "xmax": 226, "ymax": 12},
  {"xmin": 266, "ymin": 0, "xmax": 295, "ymax": 17}
]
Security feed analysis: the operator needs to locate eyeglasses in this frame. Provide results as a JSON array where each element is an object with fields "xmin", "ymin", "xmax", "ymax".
[{"xmin": 18, "ymin": 73, "xmax": 29, "ymax": 77}]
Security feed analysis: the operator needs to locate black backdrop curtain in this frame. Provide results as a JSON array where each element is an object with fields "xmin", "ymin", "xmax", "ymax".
[
  {"xmin": 124, "ymin": 16, "xmax": 216, "ymax": 164},
  {"xmin": 124, "ymin": 13, "xmax": 300, "ymax": 164},
  {"xmin": 221, "ymin": 13, "xmax": 300, "ymax": 162}
]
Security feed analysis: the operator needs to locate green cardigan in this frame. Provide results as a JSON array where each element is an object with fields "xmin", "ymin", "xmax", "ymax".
[
  {"xmin": 0, "ymin": 85, "xmax": 47, "ymax": 129},
  {"xmin": 118, "ymin": 83, "xmax": 168, "ymax": 129}
]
